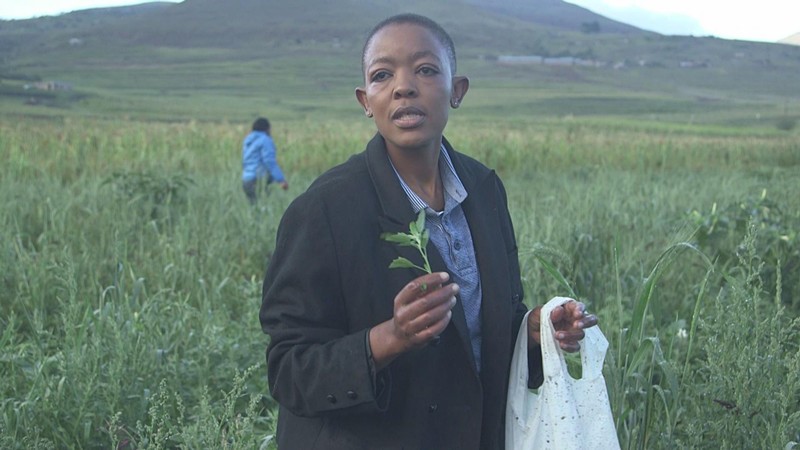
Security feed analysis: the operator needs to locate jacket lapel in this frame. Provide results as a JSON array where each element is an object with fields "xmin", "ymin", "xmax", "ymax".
[
  {"xmin": 365, "ymin": 133, "xmax": 415, "ymax": 226},
  {"xmin": 443, "ymin": 139, "xmax": 513, "ymax": 379}
]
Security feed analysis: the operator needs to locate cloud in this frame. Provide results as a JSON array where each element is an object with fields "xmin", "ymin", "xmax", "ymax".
[
  {"xmin": 0, "ymin": 1, "xmax": 182, "ymax": 20},
  {"xmin": 608, "ymin": 7, "xmax": 704, "ymax": 36},
  {"xmin": 566, "ymin": 0, "xmax": 704, "ymax": 35},
  {"xmin": 565, "ymin": 0, "xmax": 800, "ymax": 42}
]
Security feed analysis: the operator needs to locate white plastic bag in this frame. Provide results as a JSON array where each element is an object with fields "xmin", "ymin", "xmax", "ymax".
[{"xmin": 505, "ymin": 296, "xmax": 620, "ymax": 450}]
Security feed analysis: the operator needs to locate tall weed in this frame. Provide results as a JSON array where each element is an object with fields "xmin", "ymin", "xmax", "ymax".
[{"xmin": 679, "ymin": 222, "xmax": 800, "ymax": 449}]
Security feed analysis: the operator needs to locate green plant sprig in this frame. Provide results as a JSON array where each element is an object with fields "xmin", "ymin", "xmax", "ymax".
[{"xmin": 381, "ymin": 209, "xmax": 432, "ymax": 274}]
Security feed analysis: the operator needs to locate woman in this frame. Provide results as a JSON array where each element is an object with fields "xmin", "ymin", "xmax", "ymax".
[{"xmin": 259, "ymin": 14, "xmax": 597, "ymax": 449}]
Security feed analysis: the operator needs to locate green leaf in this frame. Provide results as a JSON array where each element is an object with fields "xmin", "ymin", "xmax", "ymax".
[
  {"xmin": 388, "ymin": 257, "xmax": 423, "ymax": 271},
  {"xmin": 381, "ymin": 232, "xmax": 415, "ymax": 246},
  {"xmin": 420, "ymin": 228, "xmax": 429, "ymax": 249},
  {"xmin": 628, "ymin": 241, "xmax": 711, "ymax": 345},
  {"xmin": 381, "ymin": 209, "xmax": 433, "ymax": 274},
  {"xmin": 533, "ymin": 253, "xmax": 577, "ymax": 298},
  {"xmin": 415, "ymin": 209, "xmax": 426, "ymax": 232}
]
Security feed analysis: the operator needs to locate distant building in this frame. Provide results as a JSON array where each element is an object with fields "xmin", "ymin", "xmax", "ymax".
[
  {"xmin": 32, "ymin": 81, "xmax": 73, "ymax": 91},
  {"xmin": 679, "ymin": 60, "xmax": 710, "ymax": 69},
  {"xmin": 497, "ymin": 55, "xmax": 601, "ymax": 67},
  {"xmin": 69, "ymin": 38, "xmax": 84, "ymax": 46}
]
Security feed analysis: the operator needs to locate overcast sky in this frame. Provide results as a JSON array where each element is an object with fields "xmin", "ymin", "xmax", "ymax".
[
  {"xmin": 0, "ymin": 0, "xmax": 798, "ymax": 43},
  {"xmin": 565, "ymin": 0, "xmax": 799, "ymax": 42}
]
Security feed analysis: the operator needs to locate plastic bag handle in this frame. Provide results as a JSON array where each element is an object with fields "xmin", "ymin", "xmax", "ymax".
[
  {"xmin": 507, "ymin": 309, "xmax": 534, "ymax": 428},
  {"xmin": 540, "ymin": 297, "xmax": 608, "ymax": 380}
]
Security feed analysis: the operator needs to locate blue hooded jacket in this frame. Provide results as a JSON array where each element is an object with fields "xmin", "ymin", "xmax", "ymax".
[{"xmin": 242, "ymin": 131, "xmax": 286, "ymax": 182}]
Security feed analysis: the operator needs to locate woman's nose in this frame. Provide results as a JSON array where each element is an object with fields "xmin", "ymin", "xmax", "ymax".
[{"xmin": 393, "ymin": 72, "xmax": 417, "ymax": 98}]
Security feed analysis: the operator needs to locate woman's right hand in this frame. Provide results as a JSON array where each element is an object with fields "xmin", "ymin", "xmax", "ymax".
[{"xmin": 369, "ymin": 272, "xmax": 459, "ymax": 370}]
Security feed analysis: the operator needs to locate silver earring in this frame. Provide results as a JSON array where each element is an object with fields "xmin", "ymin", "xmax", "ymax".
[{"xmin": 366, "ymin": 110, "xmax": 373, "ymax": 117}]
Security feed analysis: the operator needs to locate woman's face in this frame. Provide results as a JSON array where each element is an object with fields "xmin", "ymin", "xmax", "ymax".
[{"xmin": 357, "ymin": 23, "xmax": 468, "ymax": 155}]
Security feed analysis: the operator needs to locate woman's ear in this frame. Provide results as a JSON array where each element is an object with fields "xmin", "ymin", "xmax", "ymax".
[
  {"xmin": 450, "ymin": 76, "xmax": 470, "ymax": 108},
  {"xmin": 355, "ymin": 87, "xmax": 372, "ymax": 117}
]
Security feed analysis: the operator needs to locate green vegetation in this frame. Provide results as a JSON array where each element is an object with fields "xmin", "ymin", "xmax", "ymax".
[
  {"xmin": 1, "ymin": 116, "xmax": 798, "ymax": 449},
  {"xmin": 1, "ymin": 1, "xmax": 798, "ymax": 448},
  {"xmin": 382, "ymin": 210, "xmax": 434, "ymax": 275}
]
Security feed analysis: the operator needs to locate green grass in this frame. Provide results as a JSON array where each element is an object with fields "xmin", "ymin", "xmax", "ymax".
[
  {"xmin": 1, "ymin": 3, "xmax": 798, "ymax": 447},
  {"xmin": 3, "ymin": 30, "xmax": 799, "ymax": 125},
  {"xmin": 1, "ymin": 116, "xmax": 799, "ymax": 448}
]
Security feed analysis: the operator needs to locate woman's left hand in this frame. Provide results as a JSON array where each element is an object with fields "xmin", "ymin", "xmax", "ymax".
[{"xmin": 527, "ymin": 300, "xmax": 598, "ymax": 352}]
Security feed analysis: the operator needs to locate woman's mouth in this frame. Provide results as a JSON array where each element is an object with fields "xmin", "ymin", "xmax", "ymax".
[{"xmin": 392, "ymin": 106, "xmax": 425, "ymax": 129}]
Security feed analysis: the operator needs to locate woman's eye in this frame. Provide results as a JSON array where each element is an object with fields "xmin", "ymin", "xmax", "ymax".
[
  {"xmin": 371, "ymin": 71, "xmax": 390, "ymax": 82},
  {"xmin": 419, "ymin": 66, "xmax": 439, "ymax": 76}
]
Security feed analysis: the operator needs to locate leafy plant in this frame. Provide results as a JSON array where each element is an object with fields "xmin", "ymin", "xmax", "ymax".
[
  {"xmin": 608, "ymin": 242, "xmax": 712, "ymax": 449},
  {"xmin": 688, "ymin": 190, "xmax": 800, "ymax": 311},
  {"xmin": 381, "ymin": 210, "xmax": 432, "ymax": 274},
  {"xmin": 530, "ymin": 243, "xmax": 578, "ymax": 299},
  {"xmin": 103, "ymin": 170, "xmax": 194, "ymax": 205},
  {"xmin": 128, "ymin": 364, "xmax": 272, "ymax": 449},
  {"xmin": 680, "ymin": 221, "xmax": 800, "ymax": 449},
  {"xmin": 102, "ymin": 169, "xmax": 194, "ymax": 220}
]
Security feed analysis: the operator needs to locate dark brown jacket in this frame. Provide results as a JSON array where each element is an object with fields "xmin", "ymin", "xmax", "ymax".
[{"xmin": 260, "ymin": 134, "xmax": 541, "ymax": 450}]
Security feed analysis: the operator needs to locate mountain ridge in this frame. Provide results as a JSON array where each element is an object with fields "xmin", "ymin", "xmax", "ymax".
[
  {"xmin": 0, "ymin": 0, "xmax": 645, "ymax": 52},
  {"xmin": 1, "ymin": 0, "xmax": 798, "ymax": 122}
]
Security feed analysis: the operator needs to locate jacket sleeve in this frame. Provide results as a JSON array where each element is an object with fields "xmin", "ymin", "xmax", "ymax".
[
  {"xmin": 259, "ymin": 194, "xmax": 389, "ymax": 418},
  {"xmin": 259, "ymin": 135, "xmax": 286, "ymax": 182},
  {"xmin": 495, "ymin": 175, "xmax": 544, "ymax": 388}
]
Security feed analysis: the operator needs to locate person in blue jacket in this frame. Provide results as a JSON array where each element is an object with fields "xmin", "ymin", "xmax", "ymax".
[{"xmin": 242, "ymin": 117, "xmax": 288, "ymax": 203}]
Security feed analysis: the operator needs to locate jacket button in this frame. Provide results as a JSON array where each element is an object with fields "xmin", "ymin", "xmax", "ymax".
[
  {"xmin": 430, "ymin": 335, "xmax": 441, "ymax": 346},
  {"xmin": 347, "ymin": 390, "xmax": 358, "ymax": 400},
  {"xmin": 428, "ymin": 403, "xmax": 438, "ymax": 413},
  {"xmin": 327, "ymin": 394, "xmax": 337, "ymax": 404}
]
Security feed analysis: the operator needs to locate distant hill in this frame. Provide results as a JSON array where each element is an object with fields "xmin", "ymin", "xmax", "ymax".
[
  {"xmin": 1, "ymin": 0, "xmax": 799, "ymax": 122},
  {"xmin": 3, "ymin": 0, "xmax": 792, "ymax": 70},
  {"xmin": 0, "ymin": 0, "xmax": 645, "ymax": 53},
  {"xmin": 466, "ymin": 0, "xmax": 643, "ymax": 34}
]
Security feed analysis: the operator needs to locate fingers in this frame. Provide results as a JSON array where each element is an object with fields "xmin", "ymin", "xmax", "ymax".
[
  {"xmin": 550, "ymin": 301, "xmax": 581, "ymax": 323},
  {"xmin": 578, "ymin": 312, "xmax": 598, "ymax": 330},
  {"xmin": 393, "ymin": 272, "xmax": 458, "ymax": 349},
  {"xmin": 550, "ymin": 300, "xmax": 600, "ymax": 353},
  {"xmin": 556, "ymin": 328, "xmax": 585, "ymax": 352},
  {"xmin": 396, "ymin": 272, "xmax": 451, "ymax": 306}
]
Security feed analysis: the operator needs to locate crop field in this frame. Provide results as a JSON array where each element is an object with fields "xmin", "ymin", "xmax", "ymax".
[{"xmin": 1, "ymin": 115, "xmax": 799, "ymax": 449}]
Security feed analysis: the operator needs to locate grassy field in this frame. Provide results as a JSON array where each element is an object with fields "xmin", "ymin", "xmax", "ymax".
[
  {"xmin": 2, "ymin": 3, "xmax": 798, "ymax": 447},
  {"xmin": 1, "ymin": 115, "xmax": 799, "ymax": 449}
]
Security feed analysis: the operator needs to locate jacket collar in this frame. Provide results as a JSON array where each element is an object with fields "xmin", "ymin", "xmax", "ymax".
[
  {"xmin": 364, "ymin": 133, "xmax": 416, "ymax": 226},
  {"xmin": 365, "ymin": 133, "xmax": 490, "ymax": 225}
]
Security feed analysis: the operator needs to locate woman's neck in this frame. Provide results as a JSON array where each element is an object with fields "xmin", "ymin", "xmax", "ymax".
[{"xmin": 387, "ymin": 141, "xmax": 444, "ymax": 212}]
